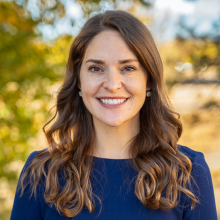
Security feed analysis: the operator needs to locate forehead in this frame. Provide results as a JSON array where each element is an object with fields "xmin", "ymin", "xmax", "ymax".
[{"xmin": 83, "ymin": 30, "xmax": 138, "ymax": 62}]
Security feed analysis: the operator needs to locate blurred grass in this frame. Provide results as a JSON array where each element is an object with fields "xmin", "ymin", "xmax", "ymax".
[{"xmin": 179, "ymin": 108, "xmax": 220, "ymax": 153}]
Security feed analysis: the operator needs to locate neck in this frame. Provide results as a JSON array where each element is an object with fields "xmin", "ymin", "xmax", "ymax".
[{"xmin": 92, "ymin": 115, "xmax": 140, "ymax": 159}]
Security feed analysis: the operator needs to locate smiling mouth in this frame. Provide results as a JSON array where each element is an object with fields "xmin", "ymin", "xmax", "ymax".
[{"xmin": 98, "ymin": 98, "xmax": 128, "ymax": 105}]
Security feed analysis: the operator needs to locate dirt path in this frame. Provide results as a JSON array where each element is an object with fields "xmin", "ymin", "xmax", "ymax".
[{"xmin": 204, "ymin": 152, "xmax": 220, "ymax": 171}]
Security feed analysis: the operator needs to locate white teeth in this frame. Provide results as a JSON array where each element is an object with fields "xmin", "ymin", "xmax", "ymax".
[
  {"xmin": 112, "ymin": 99, "xmax": 117, "ymax": 104},
  {"xmin": 100, "ymin": 98, "xmax": 127, "ymax": 105}
]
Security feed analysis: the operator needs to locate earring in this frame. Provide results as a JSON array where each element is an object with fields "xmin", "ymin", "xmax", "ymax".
[
  {"xmin": 146, "ymin": 91, "xmax": 151, "ymax": 97},
  {"xmin": 79, "ymin": 91, "xmax": 82, "ymax": 97}
]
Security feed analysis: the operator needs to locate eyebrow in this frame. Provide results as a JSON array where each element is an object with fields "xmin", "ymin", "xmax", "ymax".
[{"xmin": 85, "ymin": 58, "xmax": 139, "ymax": 64}]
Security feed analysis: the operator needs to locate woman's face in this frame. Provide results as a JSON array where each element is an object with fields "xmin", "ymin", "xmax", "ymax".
[{"xmin": 79, "ymin": 30, "xmax": 149, "ymax": 127}]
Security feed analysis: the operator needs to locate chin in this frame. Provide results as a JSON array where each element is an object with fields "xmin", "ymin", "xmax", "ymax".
[
  {"xmin": 105, "ymin": 122, "xmax": 122, "ymax": 127},
  {"xmin": 102, "ymin": 118, "xmax": 126, "ymax": 127}
]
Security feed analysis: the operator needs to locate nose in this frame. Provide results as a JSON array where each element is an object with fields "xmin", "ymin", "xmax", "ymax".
[{"xmin": 103, "ymin": 69, "xmax": 123, "ymax": 92}]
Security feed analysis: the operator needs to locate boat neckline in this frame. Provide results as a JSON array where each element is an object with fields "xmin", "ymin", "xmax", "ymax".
[{"xmin": 90, "ymin": 155, "xmax": 134, "ymax": 160}]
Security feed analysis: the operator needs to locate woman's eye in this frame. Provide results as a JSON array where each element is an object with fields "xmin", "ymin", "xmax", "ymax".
[
  {"xmin": 89, "ymin": 66, "xmax": 102, "ymax": 72},
  {"xmin": 123, "ymin": 66, "xmax": 136, "ymax": 71}
]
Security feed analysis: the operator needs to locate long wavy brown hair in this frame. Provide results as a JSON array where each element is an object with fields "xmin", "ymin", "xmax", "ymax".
[{"xmin": 18, "ymin": 10, "xmax": 198, "ymax": 217}]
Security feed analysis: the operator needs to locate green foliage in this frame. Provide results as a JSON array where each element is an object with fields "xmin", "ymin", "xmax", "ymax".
[
  {"xmin": 176, "ymin": 16, "xmax": 220, "ymax": 79},
  {"xmin": 0, "ymin": 2, "xmax": 73, "ymax": 218},
  {"xmin": 1, "ymin": 1, "xmax": 58, "ymax": 163}
]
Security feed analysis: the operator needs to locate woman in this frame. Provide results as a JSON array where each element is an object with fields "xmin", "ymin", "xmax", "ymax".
[{"xmin": 10, "ymin": 10, "xmax": 217, "ymax": 220}]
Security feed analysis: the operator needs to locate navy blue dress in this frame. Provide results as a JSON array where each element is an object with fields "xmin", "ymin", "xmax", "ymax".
[{"xmin": 10, "ymin": 145, "xmax": 218, "ymax": 220}]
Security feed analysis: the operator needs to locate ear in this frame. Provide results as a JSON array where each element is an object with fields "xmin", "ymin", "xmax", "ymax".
[
  {"xmin": 77, "ymin": 81, "xmax": 81, "ymax": 90},
  {"xmin": 145, "ymin": 69, "xmax": 151, "ymax": 91},
  {"xmin": 146, "ymin": 80, "xmax": 151, "ymax": 91}
]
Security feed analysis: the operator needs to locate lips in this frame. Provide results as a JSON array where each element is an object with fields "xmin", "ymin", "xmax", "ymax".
[
  {"xmin": 99, "ymin": 98, "xmax": 127, "ymax": 105},
  {"xmin": 96, "ymin": 97, "xmax": 129, "ymax": 108},
  {"xmin": 96, "ymin": 96, "xmax": 129, "ymax": 99}
]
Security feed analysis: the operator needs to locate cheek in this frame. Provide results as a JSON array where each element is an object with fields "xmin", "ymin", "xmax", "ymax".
[
  {"xmin": 82, "ymin": 83, "xmax": 94, "ymax": 97},
  {"xmin": 126, "ymin": 77, "xmax": 147, "ymax": 98},
  {"xmin": 80, "ymin": 69, "xmax": 94, "ymax": 94},
  {"xmin": 80, "ymin": 76, "xmax": 101, "ymax": 97}
]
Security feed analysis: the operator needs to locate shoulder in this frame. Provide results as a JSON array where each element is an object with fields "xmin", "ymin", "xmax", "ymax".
[
  {"xmin": 177, "ymin": 144, "xmax": 206, "ymax": 167},
  {"xmin": 177, "ymin": 144, "xmax": 213, "ymax": 193},
  {"xmin": 26, "ymin": 148, "xmax": 48, "ymax": 162},
  {"xmin": 26, "ymin": 149, "xmax": 45, "ymax": 161},
  {"xmin": 177, "ymin": 148, "xmax": 218, "ymax": 218},
  {"xmin": 177, "ymin": 144, "xmax": 204, "ymax": 160},
  {"xmin": 177, "ymin": 144, "xmax": 212, "ymax": 187},
  {"xmin": 21, "ymin": 148, "xmax": 49, "ymax": 174}
]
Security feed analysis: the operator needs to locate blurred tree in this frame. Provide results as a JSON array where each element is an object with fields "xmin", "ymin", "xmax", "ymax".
[
  {"xmin": 173, "ymin": 16, "xmax": 220, "ymax": 83},
  {"xmin": 177, "ymin": 16, "xmax": 220, "ymax": 73},
  {"xmin": 0, "ymin": 1, "xmax": 72, "ymax": 219},
  {"xmin": 159, "ymin": 15, "xmax": 220, "ymax": 90},
  {"xmin": 9, "ymin": 0, "xmax": 154, "ymax": 40}
]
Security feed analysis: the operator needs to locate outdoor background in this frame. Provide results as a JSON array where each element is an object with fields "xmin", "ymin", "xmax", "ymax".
[{"xmin": 0, "ymin": 0, "xmax": 220, "ymax": 219}]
